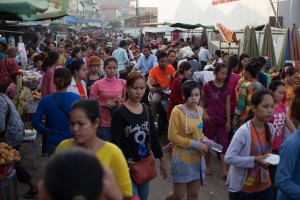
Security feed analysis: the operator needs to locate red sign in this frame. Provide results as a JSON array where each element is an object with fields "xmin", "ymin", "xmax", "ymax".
[{"xmin": 212, "ymin": 0, "xmax": 239, "ymax": 5}]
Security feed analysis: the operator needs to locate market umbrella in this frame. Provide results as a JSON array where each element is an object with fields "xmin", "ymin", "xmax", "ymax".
[
  {"xmin": 261, "ymin": 24, "xmax": 277, "ymax": 68},
  {"xmin": 241, "ymin": 26, "xmax": 250, "ymax": 54},
  {"xmin": 164, "ymin": 22, "xmax": 215, "ymax": 30},
  {"xmin": 200, "ymin": 27, "xmax": 207, "ymax": 45},
  {"xmin": 278, "ymin": 29, "xmax": 295, "ymax": 69},
  {"xmin": 292, "ymin": 23, "xmax": 300, "ymax": 60},
  {"xmin": 245, "ymin": 27, "xmax": 259, "ymax": 58},
  {"xmin": 216, "ymin": 23, "xmax": 240, "ymax": 45}
]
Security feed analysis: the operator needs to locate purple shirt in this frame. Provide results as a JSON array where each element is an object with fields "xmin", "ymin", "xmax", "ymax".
[{"xmin": 203, "ymin": 81, "xmax": 230, "ymax": 124}]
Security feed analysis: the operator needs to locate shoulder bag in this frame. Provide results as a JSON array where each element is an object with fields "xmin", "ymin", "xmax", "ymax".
[
  {"xmin": 129, "ymin": 103, "xmax": 157, "ymax": 185},
  {"xmin": 51, "ymin": 94, "xmax": 70, "ymax": 118}
]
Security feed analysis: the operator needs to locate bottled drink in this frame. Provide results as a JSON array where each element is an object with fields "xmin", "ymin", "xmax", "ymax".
[{"xmin": 200, "ymin": 138, "xmax": 223, "ymax": 153}]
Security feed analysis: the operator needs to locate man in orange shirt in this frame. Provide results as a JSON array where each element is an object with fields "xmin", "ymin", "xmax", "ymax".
[{"xmin": 148, "ymin": 51, "xmax": 175, "ymax": 118}]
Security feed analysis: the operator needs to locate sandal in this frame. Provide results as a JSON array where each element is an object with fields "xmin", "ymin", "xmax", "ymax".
[
  {"xmin": 23, "ymin": 190, "xmax": 38, "ymax": 198},
  {"xmin": 220, "ymin": 174, "xmax": 227, "ymax": 180}
]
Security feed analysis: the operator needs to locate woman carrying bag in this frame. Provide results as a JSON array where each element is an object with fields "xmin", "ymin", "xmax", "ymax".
[{"xmin": 111, "ymin": 72, "xmax": 167, "ymax": 200}]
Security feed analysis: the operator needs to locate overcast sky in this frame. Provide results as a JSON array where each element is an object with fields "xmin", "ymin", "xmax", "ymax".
[{"xmin": 139, "ymin": 0, "xmax": 159, "ymax": 7}]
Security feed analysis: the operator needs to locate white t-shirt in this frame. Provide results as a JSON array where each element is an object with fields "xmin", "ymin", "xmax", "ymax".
[
  {"xmin": 198, "ymin": 47, "xmax": 213, "ymax": 62},
  {"xmin": 193, "ymin": 71, "xmax": 215, "ymax": 85}
]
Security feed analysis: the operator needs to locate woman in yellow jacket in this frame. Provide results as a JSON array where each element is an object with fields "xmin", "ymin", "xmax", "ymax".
[
  {"xmin": 56, "ymin": 99, "xmax": 132, "ymax": 199},
  {"xmin": 166, "ymin": 80, "xmax": 208, "ymax": 200}
]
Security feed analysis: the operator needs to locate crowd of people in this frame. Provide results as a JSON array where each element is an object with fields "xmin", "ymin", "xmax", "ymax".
[{"xmin": 0, "ymin": 30, "xmax": 300, "ymax": 200}]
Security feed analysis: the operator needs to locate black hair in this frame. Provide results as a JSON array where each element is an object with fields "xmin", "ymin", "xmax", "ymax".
[
  {"xmin": 257, "ymin": 56, "xmax": 266, "ymax": 66},
  {"xmin": 119, "ymin": 40, "xmax": 127, "ymax": 48},
  {"xmin": 30, "ymin": 45, "xmax": 37, "ymax": 51},
  {"xmin": 54, "ymin": 68, "xmax": 72, "ymax": 90},
  {"xmin": 143, "ymin": 45, "xmax": 151, "ymax": 51},
  {"xmin": 174, "ymin": 61, "xmax": 192, "ymax": 77},
  {"xmin": 71, "ymin": 46, "xmax": 82, "ymax": 58},
  {"xmin": 222, "ymin": 52, "xmax": 229, "ymax": 57},
  {"xmin": 81, "ymin": 46, "xmax": 87, "ymax": 52},
  {"xmin": 201, "ymin": 42, "xmax": 207, "ymax": 47},
  {"xmin": 101, "ymin": 47, "xmax": 110, "ymax": 54},
  {"xmin": 290, "ymin": 86, "xmax": 300, "ymax": 123},
  {"xmin": 283, "ymin": 66, "xmax": 298, "ymax": 80},
  {"xmin": 225, "ymin": 56, "xmax": 239, "ymax": 82},
  {"xmin": 65, "ymin": 43, "xmax": 72, "ymax": 49},
  {"xmin": 193, "ymin": 46, "xmax": 200, "ymax": 51},
  {"xmin": 215, "ymin": 50, "xmax": 221, "ymax": 58},
  {"xmin": 50, "ymin": 42, "xmax": 57, "ymax": 47},
  {"xmin": 237, "ymin": 53, "xmax": 250, "ymax": 73},
  {"xmin": 244, "ymin": 89, "xmax": 274, "ymax": 148},
  {"xmin": 181, "ymin": 80, "xmax": 200, "ymax": 101},
  {"xmin": 44, "ymin": 148, "xmax": 104, "ymax": 200},
  {"xmin": 104, "ymin": 56, "xmax": 118, "ymax": 69},
  {"xmin": 71, "ymin": 99, "xmax": 100, "ymax": 124},
  {"xmin": 42, "ymin": 46, "xmax": 51, "ymax": 53},
  {"xmin": 245, "ymin": 59, "xmax": 261, "ymax": 78},
  {"xmin": 214, "ymin": 63, "xmax": 227, "ymax": 75},
  {"xmin": 41, "ymin": 51, "xmax": 59, "ymax": 72},
  {"xmin": 157, "ymin": 51, "xmax": 168, "ymax": 61},
  {"xmin": 69, "ymin": 59, "xmax": 85, "ymax": 75},
  {"xmin": 33, "ymin": 55, "xmax": 43, "ymax": 63},
  {"xmin": 268, "ymin": 80, "xmax": 285, "ymax": 92},
  {"xmin": 167, "ymin": 49, "xmax": 176, "ymax": 56}
]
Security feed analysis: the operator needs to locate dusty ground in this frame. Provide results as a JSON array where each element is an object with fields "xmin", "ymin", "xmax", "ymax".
[{"xmin": 10, "ymin": 135, "xmax": 229, "ymax": 200}]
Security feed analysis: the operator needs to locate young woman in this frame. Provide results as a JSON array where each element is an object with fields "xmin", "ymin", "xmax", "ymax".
[
  {"xmin": 86, "ymin": 56, "xmax": 104, "ymax": 97},
  {"xmin": 57, "ymin": 42, "xmax": 67, "ymax": 67},
  {"xmin": 67, "ymin": 59, "xmax": 88, "ymax": 99},
  {"xmin": 41, "ymin": 51, "xmax": 59, "ymax": 98},
  {"xmin": 111, "ymin": 72, "xmax": 167, "ymax": 200},
  {"xmin": 225, "ymin": 89, "xmax": 275, "ymax": 200},
  {"xmin": 282, "ymin": 66, "xmax": 299, "ymax": 111},
  {"xmin": 276, "ymin": 86, "xmax": 300, "ymax": 200},
  {"xmin": 167, "ymin": 61, "xmax": 192, "ymax": 120},
  {"xmin": 39, "ymin": 148, "xmax": 123, "ymax": 200},
  {"xmin": 56, "ymin": 100, "xmax": 132, "ymax": 198},
  {"xmin": 200, "ymin": 63, "xmax": 231, "ymax": 178},
  {"xmin": 32, "ymin": 68, "xmax": 81, "ymax": 156},
  {"xmin": 268, "ymin": 80, "xmax": 296, "ymax": 199},
  {"xmin": 166, "ymin": 80, "xmax": 208, "ymax": 200},
  {"xmin": 234, "ymin": 62, "xmax": 265, "ymax": 126},
  {"xmin": 234, "ymin": 53, "xmax": 250, "ymax": 76},
  {"xmin": 99, "ymin": 47, "xmax": 110, "ymax": 61},
  {"xmin": 222, "ymin": 52, "xmax": 230, "ymax": 65},
  {"xmin": 225, "ymin": 56, "xmax": 241, "ymax": 141},
  {"xmin": 168, "ymin": 49, "xmax": 178, "ymax": 70},
  {"xmin": 66, "ymin": 46, "xmax": 82, "ymax": 66},
  {"xmin": 90, "ymin": 57, "xmax": 126, "ymax": 141},
  {"xmin": 212, "ymin": 50, "xmax": 223, "ymax": 66}
]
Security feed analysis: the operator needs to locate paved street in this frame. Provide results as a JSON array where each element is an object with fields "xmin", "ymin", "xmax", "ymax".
[{"xmin": 15, "ymin": 135, "xmax": 228, "ymax": 200}]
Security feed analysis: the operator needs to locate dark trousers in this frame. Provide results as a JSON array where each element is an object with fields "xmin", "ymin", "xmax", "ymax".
[
  {"xmin": 201, "ymin": 61, "xmax": 207, "ymax": 68},
  {"xmin": 229, "ymin": 187, "xmax": 273, "ymax": 200},
  {"xmin": 14, "ymin": 145, "xmax": 32, "ymax": 183},
  {"xmin": 42, "ymin": 134, "xmax": 48, "ymax": 154}
]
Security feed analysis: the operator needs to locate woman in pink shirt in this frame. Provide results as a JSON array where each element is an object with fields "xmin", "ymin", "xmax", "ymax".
[
  {"xmin": 41, "ymin": 52, "xmax": 59, "ymax": 97},
  {"xmin": 225, "ymin": 56, "xmax": 241, "ymax": 142},
  {"xmin": 268, "ymin": 80, "xmax": 295, "ymax": 198},
  {"xmin": 90, "ymin": 57, "xmax": 126, "ymax": 141}
]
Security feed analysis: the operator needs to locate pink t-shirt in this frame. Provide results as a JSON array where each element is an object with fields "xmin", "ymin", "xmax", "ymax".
[
  {"xmin": 269, "ymin": 102, "xmax": 286, "ymax": 150},
  {"xmin": 90, "ymin": 77, "xmax": 126, "ymax": 127},
  {"xmin": 41, "ymin": 69, "xmax": 56, "ymax": 97},
  {"xmin": 203, "ymin": 80, "xmax": 230, "ymax": 124},
  {"xmin": 228, "ymin": 73, "xmax": 241, "ymax": 112}
]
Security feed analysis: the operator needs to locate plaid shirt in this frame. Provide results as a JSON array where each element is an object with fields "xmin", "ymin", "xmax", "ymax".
[
  {"xmin": 235, "ymin": 80, "xmax": 264, "ymax": 120},
  {"xmin": 0, "ymin": 57, "xmax": 19, "ymax": 87}
]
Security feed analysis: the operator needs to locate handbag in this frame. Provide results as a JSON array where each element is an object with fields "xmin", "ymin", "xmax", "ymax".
[{"xmin": 129, "ymin": 103, "xmax": 157, "ymax": 185}]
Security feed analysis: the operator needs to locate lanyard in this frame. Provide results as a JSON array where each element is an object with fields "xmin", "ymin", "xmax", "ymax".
[{"xmin": 251, "ymin": 121, "xmax": 267, "ymax": 155}]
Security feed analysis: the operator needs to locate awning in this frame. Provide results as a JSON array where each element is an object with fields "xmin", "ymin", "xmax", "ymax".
[
  {"xmin": 18, "ymin": 0, "xmax": 69, "ymax": 21},
  {"xmin": 143, "ymin": 27, "xmax": 185, "ymax": 33},
  {"xmin": 216, "ymin": 23, "xmax": 240, "ymax": 45},
  {"xmin": 164, "ymin": 22, "xmax": 215, "ymax": 30}
]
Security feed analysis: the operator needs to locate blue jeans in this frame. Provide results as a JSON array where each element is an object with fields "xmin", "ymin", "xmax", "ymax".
[
  {"xmin": 229, "ymin": 187, "xmax": 273, "ymax": 200},
  {"xmin": 131, "ymin": 179, "xmax": 150, "ymax": 200},
  {"xmin": 97, "ymin": 126, "xmax": 111, "ymax": 141}
]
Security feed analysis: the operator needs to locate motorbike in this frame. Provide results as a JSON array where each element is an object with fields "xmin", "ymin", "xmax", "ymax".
[{"xmin": 148, "ymin": 84, "xmax": 171, "ymax": 138}]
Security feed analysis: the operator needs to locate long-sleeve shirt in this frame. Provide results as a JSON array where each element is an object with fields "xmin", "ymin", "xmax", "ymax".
[
  {"xmin": 112, "ymin": 48, "xmax": 131, "ymax": 72},
  {"xmin": 276, "ymin": 125, "xmax": 300, "ymax": 200},
  {"xmin": 111, "ymin": 105, "xmax": 163, "ymax": 163},
  {"xmin": 0, "ymin": 57, "xmax": 20, "ymax": 87},
  {"xmin": 31, "ymin": 92, "xmax": 81, "ymax": 145},
  {"xmin": 41, "ymin": 68, "xmax": 56, "ymax": 97},
  {"xmin": 56, "ymin": 139, "xmax": 132, "ymax": 197},
  {"xmin": 133, "ymin": 54, "xmax": 158, "ymax": 74},
  {"xmin": 167, "ymin": 77, "xmax": 184, "ymax": 120}
]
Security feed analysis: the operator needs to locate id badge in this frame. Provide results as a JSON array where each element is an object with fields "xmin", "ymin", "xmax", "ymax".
[{"xmin": 260, "ymin": 167, "xmax": 269, "ymax": 184}]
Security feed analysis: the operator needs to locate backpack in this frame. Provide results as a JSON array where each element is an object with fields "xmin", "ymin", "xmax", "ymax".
[{"xmin": 258, "ymin": 72, "xmax": 268, "ymax": 88}]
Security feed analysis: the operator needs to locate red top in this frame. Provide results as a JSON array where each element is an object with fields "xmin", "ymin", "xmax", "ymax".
[
  {"xmin": 76, "ymin": 83, "xmax": 87, "ymax": 99},
  {"xmin": 41, "ymin": 68, "xmax": 56, "ymax": 97},
  {"xmin": 0, "ymin": 57, "xmax": 19, "ymax": 87},
  {"xmin": 167, "ymin": 76, "xmax": 184, "ymax": 120}
]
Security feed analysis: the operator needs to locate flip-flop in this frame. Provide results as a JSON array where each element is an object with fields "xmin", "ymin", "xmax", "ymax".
[
  {"xmin": 220, "ymin": 174, "xmax": 227, "ymax": 180},
  {"xmin": 205, "ymin": 170, "xmax": 213, "ymax": 175}
]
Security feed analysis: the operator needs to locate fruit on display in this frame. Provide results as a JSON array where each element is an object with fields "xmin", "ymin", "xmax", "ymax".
[
  {"xmin": 13, "ymin": 87, "xmax": 33, "ymax": 117},
  {"xmin": 0, "ymin": 142, "xmax": 20, "ymax": 163},
  {"xmin": 31, "ymin": 91, "xmax": 41, "ymax": 100}
]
